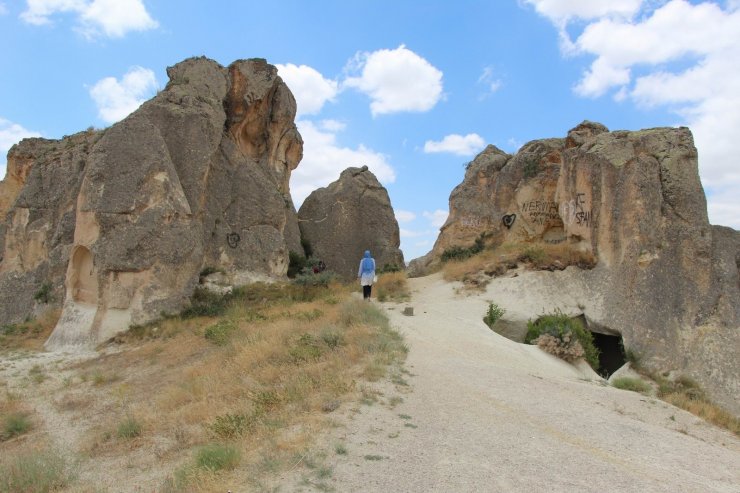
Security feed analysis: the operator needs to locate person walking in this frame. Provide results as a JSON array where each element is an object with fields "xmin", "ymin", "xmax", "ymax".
[{"xmin": 357, "ymin": 250, "xmax": 376, "ymax": 300}]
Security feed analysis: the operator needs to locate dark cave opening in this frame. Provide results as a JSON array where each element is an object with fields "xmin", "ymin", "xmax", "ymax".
[{"xmin": 591, "ymin": 331, "xmax": 627, "ymax": 379}]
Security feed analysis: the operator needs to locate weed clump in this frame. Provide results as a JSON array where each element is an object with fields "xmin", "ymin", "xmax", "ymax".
[
  {"xmin": 117, "ymin": 416, "xmax": 143, "ymax": 439},
  {"xmin": 612, "ymin": 377, "xmax": 652, "ymax": 394},
  {"xmin": 1, "ymin": 412, "xmax": 32, "ymax": 441},
  {"xmin": 0, "ymin": 448, "xmax": 74, "ymax": 492},
  {"xmin": 483, "ymin": 303, "xmax": 505, "ymax": 329},
  {"xmin": 375, "ymin": 272, "xmax": 410, "ymax": 302},
  {"xmin": 204, "ymin": 320, "xmax": 237, "ymax": 346},
  {"xmin": 525, "ymin": 312, "xmax": 599, "ymax": 370},
  {"xmin": 195, "ymin": 443, "xmax": 240, "ymax": 471}
]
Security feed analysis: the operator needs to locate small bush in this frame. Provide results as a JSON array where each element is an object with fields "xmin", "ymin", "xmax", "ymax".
[
  {"xmin": 612, "ymin": 377, "xmax": 652, "ymax": 394},
  {"xmin": 181, "ymin": 287, "xmax": 230, "ymax": 318},
  {"xmin": 375, "ymin": 272, "xmax": 410, "ymax": 302},
  {"xmin": 525, "ymin": 312, "xmax": 599, "ymax": 370},
  {"xmin": 1, "ymin": 412, "xmax": 32, "ymax": 441},
  {"xmin": 195, "ymin": 444, "xmax": 240, "ymax": 472},
  {"xmin": 0, "ymin": 448, "xmax": 73, "ymax": 493},
  {"xmin": 287, "ymin": 251, "xmax": 307, "ymax": 278},
  {"xmin": 33, "ymin": 282, "xmax": 53, "ymax": 304},
  {"xmin": 320, "ymin": 328, "xmax": 344, "ymax": 349},
  {"xmin": 523, "ymin": 159, "xmax": 540, "ymax": 178},
  {"xmin": 117, "ymin": 416, "xmax": 142, "ymax": 439},
  {"xmin": 483, "ymin": 303, "xmax": 505, "ymax": 329},
  {"xmin": 289, "ymin": 333, "xmax": 324, "ymax": 363},
  {"xmin": 518, "ymin": 246, "xmax": 547, "ymax": 265},
  {"xmin": 209, "ymin": 413, "xmax": 252, "ymax": 438},
  {"xmin": 379, "ymin": 263, "xmax": 401, "ymax": 273},
  {"xmin": 293, "ymin": 270, "xmax": 336, "ymax": 287},
  {"xmin": 204, "ymin": 320, "xmax": 237, "ymax": 346}
]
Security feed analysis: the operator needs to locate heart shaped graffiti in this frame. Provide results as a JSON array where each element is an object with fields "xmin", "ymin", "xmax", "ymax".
[{"xmin": 502, "ymin": 214, "xmax": 516, "ymax": 229}]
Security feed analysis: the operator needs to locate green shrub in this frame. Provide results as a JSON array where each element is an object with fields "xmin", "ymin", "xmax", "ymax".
[
  {"xmin": 33, "ymin": 282, "xmax": 53, "ymax": 304},
  {"xmin": 181, "ymin": 287, "xmax": 230, "ymax": 318},
  {"xmin": 117, "ymin": 416, "xmax": 142, "ymax": 439},
  {"xmin": 195, "ymin": 444, "xmax": 240, "ymax": 472},
  {"xmin": 204, "ymin": 320, "xmax": 237, "ymax": 346},
  {"xmin": 523, "ymin": 158, "xmax": 540, "ymax": 178},
  {"xmin": 525, "ymin": 312, "xmax": 600, "ymax": 370},
  {"xmin": 379, "ymin": 263, "xmax": 401, "ymax": 273},
  {"xmin": 293, "ymin": 270, "xmax": 336, "ymax": 287},
  {"xmin": 320, "ymin": 328, "xmax": 344, "ymax": 349},
  {"xmin": 1, "ymin": 412, "xmax": 32, "ymax": 441},
  {"xmin": 483, "ymin": 303, "xmax": 505, "ymax": 329},
  {"xmin": 287, "ymin": 251, "xmax": 307, "ymax": 278},
  {"xmin": 612, "ymin": 377, "xmax": 652, "ymax": 394},
  {"xmin": 0, "ymin": 448, "xmax": 73, "ymax": 493},
  {"xmin": 441, "ymin": 245, "xmax": 478, "ymax": 262},
  {"xmin": 289, "ymin": 333, "xmax": 324, "ymax": 363}
]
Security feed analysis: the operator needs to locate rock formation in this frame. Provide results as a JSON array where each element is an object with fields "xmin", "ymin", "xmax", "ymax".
[
  {"xmin": 0, "ymin": 56, "xmax": 303, "ymax": 347},
  {"xmin": 297, "ymin": 166, "xmax": 404, "ymax": 279},
  {"xmin": 416, "ymin": 121, "xmax": 740, "ymax": 414}
]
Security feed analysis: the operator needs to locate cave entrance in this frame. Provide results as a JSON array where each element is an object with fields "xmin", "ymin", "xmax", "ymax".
[
  {"xmin": 591, "ymin": 331, "xmax": 627, "ymax": 378},
  {"xmin": 69, "ymin": 246, "xmax": 98, "ymax": 305}
]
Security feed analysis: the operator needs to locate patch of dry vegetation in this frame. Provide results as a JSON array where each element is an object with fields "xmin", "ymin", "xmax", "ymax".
[
  {"xmin": 0, "ymin": 309, "xmax": 60, "ymax": 352},
  {"xmin": 655, "ymin": 376, "xmax": 740, "ymax": 436},
  {"xmin": 375, "ymin": 272, "xmax": 411, "ymax": 302},
  {"xmin": 22, "ymin": 282, "xmax": 407, "ymax": 491},
  {"xmin": 442, "ymin": 242, "xmax": 596, "ymax": 288}
]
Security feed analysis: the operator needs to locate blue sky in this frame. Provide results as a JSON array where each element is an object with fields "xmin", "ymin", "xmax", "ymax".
[{"xmin": 1, "ymin": 1, "xmax": 738, "ymax": 261}]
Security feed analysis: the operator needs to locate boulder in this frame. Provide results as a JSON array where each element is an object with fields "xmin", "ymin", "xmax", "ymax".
[
  {"xmin": 420, "ymin": 121, "xmax": 740, "ymax": 414},
  {"xmin": 297, "ymin": 166, "xmax": 404, "ymax": 279},
  {"xmin": 0, "ymin": 56, "xmax": 303, "ymax": 347}
]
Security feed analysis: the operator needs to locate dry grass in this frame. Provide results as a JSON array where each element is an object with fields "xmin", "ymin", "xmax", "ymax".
[
  {"xmin": 442, "ymin": 242, "xmax": 596, "ymax": 286},
  {"xmin": 661, "ymin": 393, "xmax": 740, "ymax": 435},
  {"xmin": 375, "ymin": 272, "xmax": 411, "ymax": 302},
  {"xmin": 0, "ymin": 309, "xmax": 60, "ymax": 352},
  {"xmin": 43, "ymin": 283, "xmax": 407, "ymax": 491}
]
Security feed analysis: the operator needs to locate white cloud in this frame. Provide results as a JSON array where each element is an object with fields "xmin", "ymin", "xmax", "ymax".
[
  {"xmin": 344, "ymin": 44, "xmax": 444, "ymax": 116},
  {"xmin": 706, "ymin": 188, "xmax": 740, "ymax": 230},
  {"xmin": 0, "ymin": 3, "xmax": 8, "ymax": 15},
  {"xmin": 290, "ymin": 120, "xmax": 395, "ymax": 207},
  {"xmin": 527, "ymin": 0, "xmax": 740, "ymax": 229},
  {"xmin": 395, "ymin": 210, "xmax": 416, "ymax": 223},
  {"xmin": 477, "ymin": 67, "xmax": 503, "ymax": 99},
  {"xmin": 522, "ymin": 0, "xmax": 642, "ymax": 24},
  {"xmin": 276, "ymin": 63, "xmax": 339, "ymax": 117},
  {"xmin": 0, "ymin": 118, "xmax": 42, "ymax": 177},
  {"xmin": 423, "ymin": 209, "xmax": 448, "ymax": 229},
  {"xmin": 89, "ymin": 66, "xmax": 157, "ymax": 123},
  {"xmin": 424, "ymin": 133, "xmax": 485, "ymax": 156},
  {"xmin": 318, "ymin": 119, "xmax": 346, "ymax": 133},
  {"xmin": 21, "ymin": 0, "xmax": 157, "ymax": 38}
]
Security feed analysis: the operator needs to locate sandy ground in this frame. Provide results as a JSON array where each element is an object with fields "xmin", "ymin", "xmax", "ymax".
[
  {"xmin": 279, "ymin": 272, "xmax": 740, "ymax": 493},
  {"xmin": 2, "ymin": 271, "xmax": 738, "ymax": 492}
]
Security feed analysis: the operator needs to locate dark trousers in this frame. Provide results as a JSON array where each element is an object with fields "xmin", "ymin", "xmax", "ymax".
[{"xmin": 363, "ymin": 285, "xmax": 372, "ymax": 299}]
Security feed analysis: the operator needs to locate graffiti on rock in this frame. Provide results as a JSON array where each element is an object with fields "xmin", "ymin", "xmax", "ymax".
[
  {"xmin": 560, "ymin": 192, "xmax": 592, "ymax": 227},
  {"xmin": 502, "ymin": 214, "xmax": 516, "ymax": 229},
  {"xmin": 521, "ymin": 200, "xmax": 560, "ymax": 225},
  {"xmin": 226, "ymin": 232, "xmax": 241, "ymax": 248}
]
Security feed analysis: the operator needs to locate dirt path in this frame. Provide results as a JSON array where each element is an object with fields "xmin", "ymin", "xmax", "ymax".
[{"xmin": 283, "ymin": 273, "xmax": 740, "ymax": 493}]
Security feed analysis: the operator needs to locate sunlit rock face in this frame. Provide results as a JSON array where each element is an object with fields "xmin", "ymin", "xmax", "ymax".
[
  {"xmin": 416, "ymin": 121, "xmax": 739, "ymax": 415},
  {"xmin": 0, "ymin": 56, "xmax": 304, "ymax": 348},
  {"xmin": 298, "ymin": 166, "xmax": 404, "ymax": 280}
]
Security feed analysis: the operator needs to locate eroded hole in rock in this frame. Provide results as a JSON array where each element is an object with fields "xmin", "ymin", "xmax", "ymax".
[
  {"xmin": 591, "ymin": 331, "xmax": 626, "ymax": 378},
  {"xmin": 70, "ymin": 246, "xmax": 98, "ymax": 305}
]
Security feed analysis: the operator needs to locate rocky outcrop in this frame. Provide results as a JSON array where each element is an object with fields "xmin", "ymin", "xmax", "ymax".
[
  {"xmin": 420, "ymin": 121, "xmax": 740, "ymax": 414},
  {"xmin": 297, "ymin": 166, "xmax": 404, "ymax": 279},
  {"xmin": 0, "ymin": 56, "xmax": 303, "ymax": 347}
]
